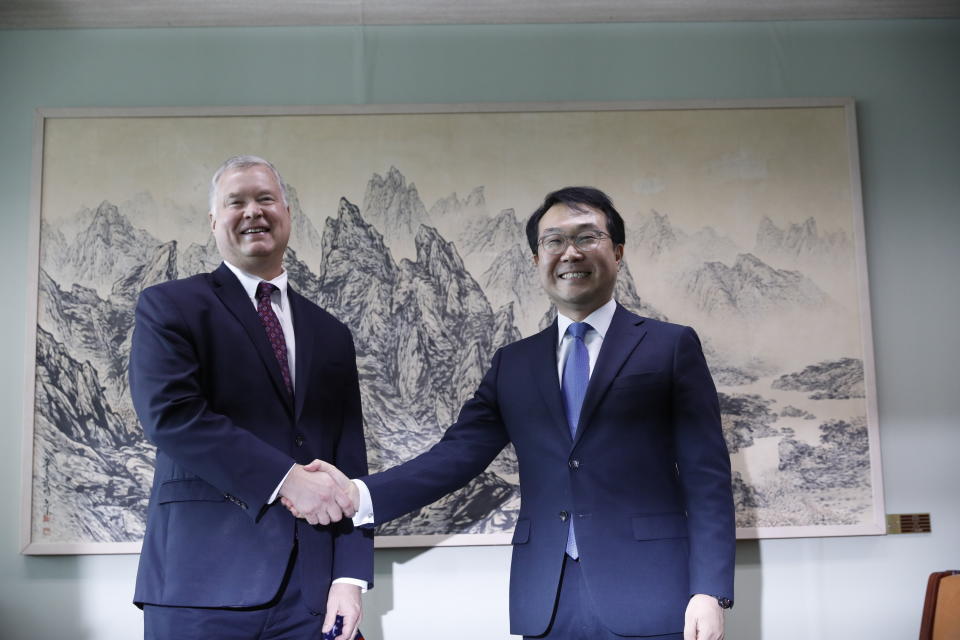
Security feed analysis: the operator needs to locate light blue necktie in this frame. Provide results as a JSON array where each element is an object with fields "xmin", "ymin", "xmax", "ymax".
[{"xmin": 561, "ymin": 322, "xmax": 591, "ymax": 559}]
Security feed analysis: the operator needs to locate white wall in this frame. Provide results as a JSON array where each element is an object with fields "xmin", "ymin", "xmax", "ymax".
[{"xmin": 1, "ymin": 20, "xmax": 958, "ymax": 639}]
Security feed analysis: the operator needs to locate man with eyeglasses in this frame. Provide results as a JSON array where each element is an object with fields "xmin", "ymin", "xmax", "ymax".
[{"xmin": 291, "ymin": 186, "xmax": 735, "ymax": 639}]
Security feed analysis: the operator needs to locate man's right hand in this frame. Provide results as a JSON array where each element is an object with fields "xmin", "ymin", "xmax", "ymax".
[{"xmin": 278, "ymin": 460, "xmax": 357, "ymax": 526}]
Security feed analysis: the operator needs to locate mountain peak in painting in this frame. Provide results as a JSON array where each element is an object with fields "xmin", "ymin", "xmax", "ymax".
[
  {"xmin": 362, "ymin": 166, "xmax": 432, "ymax": 240},
  {"xmin": 683, "ymin": 252, "xmax": 831, "ymax": 317},
  {"xmin": 755, "ymin": 215, "xmax": 850, "ymax": 262},
  {"xmin": 65, "ymin": 200, "xmax": 160, "ymax": 292}
]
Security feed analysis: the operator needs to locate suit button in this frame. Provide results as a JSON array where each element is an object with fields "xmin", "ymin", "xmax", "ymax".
[
  {"xmin": 569, "ymin": 459, "xmax": 580, "ymax": 470},
  {"xmin": 295, "ymin": 434, "xmax": 304, "ymax": 447},
  {"xmin": 559, "ymin": 511, "xmax": 569, "ymax": 522}
]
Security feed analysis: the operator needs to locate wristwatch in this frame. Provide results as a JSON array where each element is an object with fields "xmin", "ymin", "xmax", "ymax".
[{"xmin": 715, "ymin": 596, "xmax": 734, "ymax": 609}]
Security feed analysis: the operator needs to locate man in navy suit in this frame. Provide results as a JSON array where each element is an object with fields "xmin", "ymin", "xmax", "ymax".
[
  {"xmin": 293, "ymin": 186, "xmax": 735, "ymax": 639},
  {"xmin": 129, "ymin": 156, "xmax": 372, "ymax": 640}
]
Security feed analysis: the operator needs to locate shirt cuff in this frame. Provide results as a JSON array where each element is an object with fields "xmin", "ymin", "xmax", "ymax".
[
  {"xmin": 268, "ymin": 463, "xmax": 297, "ymax": 504},
  {"xmin": 332, "ymin": 577, "xmax": 369, "ymax": 593},
  {"xmin": 352, "ymin": 479, "xmax": 374, "ymax": 527}
]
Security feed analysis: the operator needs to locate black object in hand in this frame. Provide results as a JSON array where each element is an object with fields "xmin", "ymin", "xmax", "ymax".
[{"xmin": 321, "ymin": 615, "xmax": 365, "ymax": 640}]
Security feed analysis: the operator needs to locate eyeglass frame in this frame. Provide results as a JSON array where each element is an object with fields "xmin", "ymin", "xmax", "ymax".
[{"xmin": 536, "ymin": 230, "xmax": 614, "ymax": 255}]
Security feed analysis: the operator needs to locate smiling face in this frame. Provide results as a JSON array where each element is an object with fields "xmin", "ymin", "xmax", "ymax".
[
  {"xmin": 533, "ymin": 202, "xmax": 623, "ymax": 321},
  {"xmin": 209, "ymin": 164, "xmax": 291, "ymax": 280}
]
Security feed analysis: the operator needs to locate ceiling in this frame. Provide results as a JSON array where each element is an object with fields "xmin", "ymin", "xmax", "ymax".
[{"xmin": 1, "ymin": 0, "xmax": 958, "ymax": 29}]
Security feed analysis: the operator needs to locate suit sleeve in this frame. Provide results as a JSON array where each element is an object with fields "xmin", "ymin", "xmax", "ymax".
[
  {"xmin": 329, "ymin": 331, "xmax": 374, "ymax": 584},
  {"xmin": 671, "ymin": 326, "xmax": 736, "ymax": 604},
  {"xmin": 361, "ymin": 348, "xmax": 511, "ymax": 525},
  {"xmin": 129, "ymin": 285, "xmax": 294, "ymax": 519}
]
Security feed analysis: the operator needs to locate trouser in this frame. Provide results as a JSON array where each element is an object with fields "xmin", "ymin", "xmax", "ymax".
[{"xmin": 525, "ymin": 554, "xmax": 684, "ymax": 640}]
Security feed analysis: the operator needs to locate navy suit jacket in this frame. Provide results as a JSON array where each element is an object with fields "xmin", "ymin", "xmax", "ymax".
[
  {"xmin": 129, "ymin": 263, "xmax": 373, "ymax": 612},
  {"xmin": 364, "ymin": 305, "xmax": 734, "ymax": 636}
]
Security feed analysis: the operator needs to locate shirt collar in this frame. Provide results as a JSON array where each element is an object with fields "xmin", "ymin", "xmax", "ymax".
[
  {"xmin": 556, "ymin": 297, "xmax": 617, "ymax": 344},
  {"xmin": 223, "ymin": 260, "xmax": 288, "ymax": 302}
]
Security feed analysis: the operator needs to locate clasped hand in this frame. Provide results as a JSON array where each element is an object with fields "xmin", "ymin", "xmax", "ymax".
[{"xmin": 278, "ymin": 460, "xmax": 359, "ymax": 525}]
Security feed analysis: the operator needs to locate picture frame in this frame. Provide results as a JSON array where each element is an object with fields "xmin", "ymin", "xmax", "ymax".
[{"xmin": 21, "ymin": 99, "xmax": 885, "ymax": 554}]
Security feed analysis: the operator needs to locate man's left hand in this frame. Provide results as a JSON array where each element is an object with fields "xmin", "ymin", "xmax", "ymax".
[
  {"xmin": 684, "ymin": 594, "xmax": 724, "ymax": 640},
  {"xmin": 324, "ymin": 582, "xmax": 362, "ymax": 640}
]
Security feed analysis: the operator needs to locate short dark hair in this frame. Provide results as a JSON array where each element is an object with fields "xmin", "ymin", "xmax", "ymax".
[{"xmin": 525, "ymin": 186, "xmax": 626, "ymax": 254}]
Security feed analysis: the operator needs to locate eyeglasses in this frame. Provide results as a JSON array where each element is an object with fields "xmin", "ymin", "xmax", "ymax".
[{"xmin": 537, "ymin": 231, "xmax": 611, "ymax": 255}]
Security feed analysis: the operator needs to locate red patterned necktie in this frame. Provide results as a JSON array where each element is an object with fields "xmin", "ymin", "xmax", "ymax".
[{"xmin": 255, "ymin": 281, "xmax": 292, "ymax": 396}]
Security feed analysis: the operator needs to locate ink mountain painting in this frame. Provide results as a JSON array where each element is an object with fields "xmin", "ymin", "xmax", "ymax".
[{"xmin": 26, "ymin": 105, "xmax": 881, "ymax": 550}]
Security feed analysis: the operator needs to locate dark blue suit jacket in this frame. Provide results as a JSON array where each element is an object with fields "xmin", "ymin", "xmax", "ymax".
[
  {"xmin": 129, "ymin": 263, "xmax": 373, "ymax": 611},
  {"xmin": 364, "ymin": 305, "xmax": 734, "ymax": 636}
]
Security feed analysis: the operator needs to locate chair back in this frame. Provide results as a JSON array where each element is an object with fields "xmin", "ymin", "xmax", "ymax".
[{"xmin": 920, "ymin": 570, "xmax": 960, "ymax": 640}]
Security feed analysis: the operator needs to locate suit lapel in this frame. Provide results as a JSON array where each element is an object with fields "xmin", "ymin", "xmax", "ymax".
[
  {"xmin": 533, "ymin": 321, "xmax": 573, "ymax": 442},
  {"xmin": 211, "ymin": 263, "xmax": 294, "ymax": 415},
  {"xmin": 288, "ymin": 287, "xmax": 313, "ymax": 424},
  {"xmin": 573, "ymin": 305, "xmax": 647, "ymax": 448}
]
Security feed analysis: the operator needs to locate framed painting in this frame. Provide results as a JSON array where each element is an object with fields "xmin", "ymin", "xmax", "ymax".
[{"xmin": 20, "ymin": 99, "xmax": 884, "ymax": 553}]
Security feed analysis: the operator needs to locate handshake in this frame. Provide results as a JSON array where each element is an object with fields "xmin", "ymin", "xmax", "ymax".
[{"xmin": 277, "ymin": 460, "xmax": 360, "ymax": 526}]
